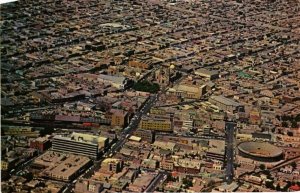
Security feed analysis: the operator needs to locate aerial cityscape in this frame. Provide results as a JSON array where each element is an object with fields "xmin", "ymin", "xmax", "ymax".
[{"xmin": 1, "ymin": 0, "xmax": 300, "ymax": 192}]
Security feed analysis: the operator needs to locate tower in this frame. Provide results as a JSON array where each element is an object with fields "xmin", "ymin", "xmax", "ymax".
[{"xmin": 155, "ymin": 67, "xmax": 170, "ymax": 87}]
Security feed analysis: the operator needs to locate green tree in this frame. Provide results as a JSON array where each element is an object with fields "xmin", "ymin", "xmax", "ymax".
[
  {"xmin": 259, "ymin": 164, "xmax": 266, "ymax": 170},
  {"xmin": 295, "ymin": 114, "xmax": 300, "ymax": 122},
  {"xmin": 291, "ymin": 161, "xmax": 297, "ymax": 169},
  {"xmin": 282, "ymin": 121, "xmax": 288, "ymax": 127},
  {"xmin": 265, "ymin": 180, "xmax": 274, "ymax": 189},
  {"xmin": 182, "ymin": 178, "xmax": 193, "ymax": 188},
  {"xmin": 276, "ymin": 115, "xmax": 281, "ymax": 121},
  {"xmin": 276, "ymin": 185, "xmax": 281, "ymax": 191},
  {"xmin": 283, "ymin": 181, "xmax": 291, "ymax": 191},
  {"xmin": 132, "ymin": 80, "xmax": 160, "ymax": 93},
  {"xmin": 287, "ymin": 131, "xmax": 293, "ymax": 136},
  {"xmin": 262, "ymin": 169, "xmax": 270, "ymax": 176},
  {"xmin": 291, "ymin": 121, "xmax": 298, "ymax": 128}
]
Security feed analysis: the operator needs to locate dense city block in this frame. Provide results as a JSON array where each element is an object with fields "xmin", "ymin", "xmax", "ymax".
[{"xmin": 1, "ymin": 0, "xmax": 300, "ymax": 192}]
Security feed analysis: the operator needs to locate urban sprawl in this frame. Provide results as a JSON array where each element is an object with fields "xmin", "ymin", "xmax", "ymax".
[{"xmin": 1, "ymin": 0, "xmax": 300, "ymax": 192}]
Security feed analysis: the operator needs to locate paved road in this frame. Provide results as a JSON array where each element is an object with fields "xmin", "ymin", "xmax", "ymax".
[
  {"xmin": 225, "ymin": 122, "xmax": 236, "ymax": 184},
  {"xmin": 269, "ymin": 155, "xmax": 300, "ymax": 172},
  {"xmin": 60, "ymin": 94, "xmax": 159, "ymax": 193},
  {"xmin": 106, "ymin": 94, "xmax": 158, "ymax": 156},
  {"xmin": 45, "ymin": 91, "xmax": 160, "ymax": 193},
  {"xmin": 156, "ymin": 98, "xmax": 202, "ymax": 107},
  {"xmin": 9, "ymin": 156, "xmax": 36, "ymax": 176},
  {"xmin": 156, "ymin": 132, "xmax": 225, "ymax": 140},
  {"xmin": 144, "ymin": 171, "xmax": 168, "ymax": 193}
]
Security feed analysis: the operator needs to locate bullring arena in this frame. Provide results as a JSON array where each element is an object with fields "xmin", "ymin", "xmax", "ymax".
[{"xmin": 238, "ymin": 141, "xmax": 283, "ymax": 162}]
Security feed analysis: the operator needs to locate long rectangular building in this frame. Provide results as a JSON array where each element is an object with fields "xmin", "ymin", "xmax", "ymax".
[
  {"xmin": 209, "ymin": 95, "xmax": 244, "ymax": 113},
  {"xmin": 168, "ymin": 84, "xmax": 206, "ymax": 99},
  {"xmin": 139, "ymin": 117, "xmax": 172, "ymax": 132},
  {"xmin": 34, "ymin": 151, "xmax": 92, "ymax": 182},
  {"xmin": 52, "ymin": 132, "xmax": 108, "ymax": 159}
]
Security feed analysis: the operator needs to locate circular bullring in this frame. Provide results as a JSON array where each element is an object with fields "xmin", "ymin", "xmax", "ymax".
[{"xmin": 238, "ymin": 141, "xmax": 283, "ymax": 162}]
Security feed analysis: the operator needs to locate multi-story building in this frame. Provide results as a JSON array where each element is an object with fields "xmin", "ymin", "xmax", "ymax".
[
  {"xmin": 2, "ymin": 126, "xmax": 40, "ymax": 137},
  {"xmin": 139, "ymin": 117, "xmax": 172, "ymax": 132},
  {"xmin": 101, "ymin": 158, "xmax": 124, "ymax": 173},
  {"xmin": 141, "ymin": 159, "xmax": 158, "ymax": 170},
  {"xmin": 34, "ymin": 151, "xmax": 92, "ymax": 182},
  {"xmin": 155, "ymin": 67, "xmax": 170, "ymax": 86},
  {"xmin": 128, "ymin": 173, "xmax": 155, "ymax": 192},
  {"xmin": 173, "ymin": 158, "xmax": 202, "ymax": 174},
  {"xmin": 168, "ymin": 84, "xmax": 206, "ymax": 99},
  {"xmin": 209, "ymin": 95, "xmax": 244, "ymax": 114},
  {"xmin": 110, "ymin": 109, "xmax": 128, "ymax": 127},
  {"xmin": 182, "ymin": 120, "xmax": 193, "ymax": 131},
  {"xmin": 134, "ymin": 129, "xmax": 155, "ymax": 143},
  {"xmin": 129, "ymin": 59, "xmax": 152, "ymax": 70},
  {"xmin": 244, "ymin": 175, "xmax": 263, "ymax": 185},
  {"xmin": 150, "ymin": 108, "xmax": 166, "ymax": 115},
  {"xmin": 97, "ymin": 74, "xmax": 129, "ymax": 89},
  {"xmin": 195, "ymin": 68, "xmax": 219, "ymax": 80},
  {"xmin": 213, "ymin": 161, "xmax": 223, "ymax": 170},
  {"xmin": 75, "ymin": 179, "xmax": 103, "ymax": 193},
  {"xmin": 52, "ymin": 132, "xmax": 108, "ymax": 159},
  {"xmin": 1, "ymin": 158, "xmax": 18, "ymax": 171},
  {"xmin": 53, "ymin": 158, "xmax": 90, "ymax": 181},
  {"xmin": 30, "ymin": 136, "xmax": 52, "ymax": 152},
  {"xmin": 206, "ymin": 140, "xmax": 225, "ymax": 162},
  {"xmin": 160, "ymin": 159, "xmax": 174, "ymax": 171},
  {"xmin": 112, "ymin": 181, "xmax": 128, "ymax": 192},
  {"xmin": 249, "ymin": 109, "xmax": 261, "ymax": 125}
]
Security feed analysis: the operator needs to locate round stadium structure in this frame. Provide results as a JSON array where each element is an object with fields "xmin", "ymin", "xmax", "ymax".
[{"xmin": 238, "ymin": 141, "xmax": 283, "ymax": 162}]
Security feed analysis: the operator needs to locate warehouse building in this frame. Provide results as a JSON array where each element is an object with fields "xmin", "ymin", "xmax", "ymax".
[{"xmin": 209, "ymin": 95, "xmax": 245, "ymax": 113}]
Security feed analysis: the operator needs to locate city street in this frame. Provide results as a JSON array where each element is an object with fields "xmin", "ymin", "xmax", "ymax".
[
  {"xmin": 61, "ymin": 94, "xmax": 159, "ymax": 192},
  {"xmin": 144, "ymin": 171, "xmax": 168, "ymax": 193},
  {"xmin": 106, "ymin": 94, "xmax": 158, "ymax": 156},
  {"xmin": 225, "ymin": 122, "xmax": 236, "ymax": 183},
  {"xmin": 2, "ymin": 0, "xmax": 299, "ymax": 191}
]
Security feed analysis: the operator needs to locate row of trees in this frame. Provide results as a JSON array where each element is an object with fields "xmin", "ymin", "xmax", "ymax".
[
  {"xmin": 277, "ymin": 114, "xmax": 299, "ymax": 128},
  {"xmin": 132, "ymin": 80, "xmax": 160, "ymax": 93}
]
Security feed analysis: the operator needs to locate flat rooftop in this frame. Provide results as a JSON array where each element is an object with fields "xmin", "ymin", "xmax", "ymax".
[
  {"xmin": 35, "ymin": 151, "xmax": 91, "ymax": 180},
  {"xmin": 53, "ymin": 132, "xmax": 107, "ymax": 146},
  {"xmin": 44, "ymin": 154, "xmax": 90, "ymax": 179},
  {"xmin": 210, "ymin": 95, "xmax": 241, "ymax": 107},
  {"xmin": 208, "ymin": 140, "xmax": 225, "ymax": 155}
]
